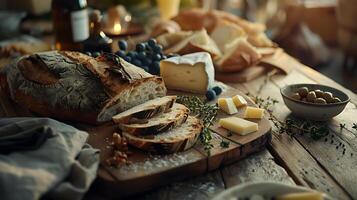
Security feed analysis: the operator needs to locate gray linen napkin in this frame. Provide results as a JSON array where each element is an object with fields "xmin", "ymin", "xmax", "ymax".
[{"xmin": 0, "ymin": 118, "xmax": 99, "ymax": 200}]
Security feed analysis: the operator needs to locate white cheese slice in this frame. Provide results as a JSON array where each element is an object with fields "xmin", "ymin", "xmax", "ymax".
[
  {"xmin": 232, "ymin": 94, "xmax": 247, "ymax": 107},
  {"xmin": 160, "ymin": 52, "xmax": 215, "ymax": 94},
  {"xmin": 219, "ymin": 117, "xmax": 258, "ymax": 135},
  {"xmin": 218, "ymin": 98, "xmax": 238, "ymax": 115},
  {"xmin": 244, "ymin": 106, "xmax": 265, "ymax": 119}
]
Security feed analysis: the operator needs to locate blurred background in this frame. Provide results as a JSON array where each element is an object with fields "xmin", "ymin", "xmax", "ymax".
[{"xmin": 0, "ymin": 0, "xmax": 356, "ymax": 92}]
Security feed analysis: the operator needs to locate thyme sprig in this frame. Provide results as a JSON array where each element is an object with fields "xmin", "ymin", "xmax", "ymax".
[
  {"xmin": 272, "ymin": 117, "xmax": 329, "ymax": 140},
  {"xmin": 246, "ymin": 93, "xmax": 279, "ymax": 113},
  {"xmin": 177, "ymin": 96, "xmax": 218, "ymax": 154},
  {"xmin": 220, "ymin": 140, "xmax": 230, "ymax": 148},
  {"xmin": 246, "ymin": 93, "xmax": 329, "ymax": 140},
  {"xmin": 339, "ymin": 123, "xmax": 357, "ymax": 133},
  {"xmin": 353, "ymin": 123, "xmax": 357, "ymax": 131}
]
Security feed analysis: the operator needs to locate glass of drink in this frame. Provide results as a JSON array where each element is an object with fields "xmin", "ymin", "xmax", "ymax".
[{"xmin": 156, "ymin": 0, "xmax": 181, "ymax": 20}]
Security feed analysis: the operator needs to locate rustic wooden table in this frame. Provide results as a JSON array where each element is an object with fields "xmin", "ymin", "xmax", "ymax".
[
  {"xmin": 79, "ymin": 54, "xmax": 357, "ymax": 200},
  {"xmin": 1, "ymin": 53, "xmax": 356, "ymax": 200}
]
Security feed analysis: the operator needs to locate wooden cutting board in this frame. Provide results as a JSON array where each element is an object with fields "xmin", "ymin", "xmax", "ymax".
[
  {"xmin": 85, "ymin": 84, "xmax": 271, "ymax": 197},
  {"xmin": 215, "ymin": 66, "xmax": 266, "ymax": 83},
  {"xmin": 0, "ymin": 83, "xmax": 271, "ymax": 197}
]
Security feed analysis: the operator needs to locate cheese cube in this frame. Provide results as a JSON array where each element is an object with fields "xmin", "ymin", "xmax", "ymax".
[
  {"xmin": 232, "ymin": 94, "xmax": 247, "ymax": 107},
  {"xmin": 244, "ymin": 106, "xmax": 265, "ymax": 119},
  {"xmin": 276, "ymin": 192, "xmax": 323, "ymax": 200},
  {"xmin": 219, "ymin": 117, "xmax": 258, "ymax": 135},
  {"xmin": 160, "ymin": 52, "xmax": 214, "ymax": 94},
  {"xmin": 218, "ymin": 98, "xmax": 238, "ymax": 114}
]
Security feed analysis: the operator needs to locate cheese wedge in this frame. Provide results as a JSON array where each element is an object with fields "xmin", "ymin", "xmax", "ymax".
[
  {"xmin": 219, "ymin": 117, "xmax": 258, "ymax": 135},
  {"xmin": 276, "ymin": 192, "xmax": 324, "ymax": 200},
  {"xmin": 160, "ymin": 52, "xmax": 214, "ymax": 94},
  {"xmin": 244, "ymin": 106, "xmax": 265, "ymax": 119},
  {"xmin": 232, "ymin": 94, "xmax": 247, "ymax": 107},
  {"xmin": 218, "ymin": 98, "xmax": 238, "ymax": 114}
]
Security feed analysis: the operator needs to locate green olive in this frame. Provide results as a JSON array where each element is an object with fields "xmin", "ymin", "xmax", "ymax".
[
  {"xmin": 297, "ymin": 87, "xmax": 309, "ymax": 98},
  {"xmin": 306, "ymin": 91, "xmax": 317, "ymax": 102},
  {"xmin": 291, "ymin": 93, "xmax": 301, "ymax": 100},
  {"xmin": 322, "ymin": 92, "xmax": 334, "ymax": 103},
  {"xmin": 332, "ymin": 97, "xmax": 341, "ymax": 103},
  {"xmin": 314, "ymin": 98, "xmax": 327, "ymax": 104},
  {"xmin": 314, "ymin": 89, "xmax": 324, "ymax": 98}
]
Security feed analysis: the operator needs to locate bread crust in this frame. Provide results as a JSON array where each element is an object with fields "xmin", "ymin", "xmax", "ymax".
[{"xmin": 14, "ymin": 89, "xmax": 98, "ymax": 123}]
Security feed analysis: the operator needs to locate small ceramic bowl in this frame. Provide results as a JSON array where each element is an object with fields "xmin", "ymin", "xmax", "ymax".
[
  {"xmin": 280, "ymin": 84, "xmax": 349, "ymax": 121},
  {"xmin": 212, "ymin": 182, "xmax": 332, "ymax": 200}
]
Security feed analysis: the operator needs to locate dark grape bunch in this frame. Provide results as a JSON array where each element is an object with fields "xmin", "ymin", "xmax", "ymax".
[{"xmin": 115, "ymin": 38, "xmax": 178, "ymax": 75}]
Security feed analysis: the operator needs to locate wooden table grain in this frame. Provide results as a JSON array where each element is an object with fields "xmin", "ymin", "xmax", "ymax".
[{"xmin": 1, "ymin": 53, "xmax": 356, "ymax": 200}]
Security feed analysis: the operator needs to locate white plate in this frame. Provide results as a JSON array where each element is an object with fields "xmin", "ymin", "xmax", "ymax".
[{"xmin": 212, "ymin": 182, "xmax": 333, "ymax": 200}]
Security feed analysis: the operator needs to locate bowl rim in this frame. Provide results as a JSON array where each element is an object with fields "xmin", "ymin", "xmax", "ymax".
[
  {"xmin": 280, "ymin": 84, "xmax": 350, "ymax": 107},
  {"xmin": 212, "ymin": 181, "xmax": 332, "ymax": 200}
]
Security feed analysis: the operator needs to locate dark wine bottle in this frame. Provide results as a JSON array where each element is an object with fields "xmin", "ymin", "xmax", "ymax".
[
  {"xmin": 83, "ymin": 10, "xmax": 113, "ymax": 53},
  {"xmin": 52, "ymin": 0, "xmax": 89, "ymax": 51}
]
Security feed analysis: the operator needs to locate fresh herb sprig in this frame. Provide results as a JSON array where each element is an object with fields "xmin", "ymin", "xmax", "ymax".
[
  {"xmin": 177, "ymin": 96, "xmax": 218, "ymax": 154},
  {"xmin": 339, "ymin": 123, "xmax": 357, "ymax": 133},
  {"xmin": 220, "ymin": 140, "xmax": 230, "ymax": 148},
  {"xmin": 246, "ymin": 93, "xmax": 329, "ymax": 140},
  {"xmin": 246, "ymin": 93, "xmax": 279, "ymax": 113},
  {"xmin": 353, "ymin": 123, "xmax": 357, "ymax": 131},
  {"xmin": 272, "ymin": 118, "xmax": 329, "ymax": 140}
]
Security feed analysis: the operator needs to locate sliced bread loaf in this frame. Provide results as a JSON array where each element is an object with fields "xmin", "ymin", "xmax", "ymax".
[
  {"xmin": 119, "ymin": 103, "xmax": 189, "ymax": 136},
  {"xmin": 123, "ymin": 116, "xmax": 203, "ymax": 153},
  {"xmin": 112, "ymin": 96, "xmax": 176, "ymax": 124}
]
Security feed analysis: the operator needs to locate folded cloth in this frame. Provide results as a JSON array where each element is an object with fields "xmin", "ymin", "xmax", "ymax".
[
  {"xmin": 0, "ymin": 118, "xmax": 100, "ymax": 200},
  {"xmin": 0, "ymin": 125, "xmax": 53, "ymax": 154}
]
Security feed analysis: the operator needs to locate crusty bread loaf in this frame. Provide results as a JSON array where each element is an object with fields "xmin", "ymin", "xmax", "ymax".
[
  {"xmin": 112, "ymin": 96, "xmax": 176, "ymax": 124},
  {"xmin": 123, "ymin": 116, "xmax": 203, "ymax": 154},
  {"xmin": 0, "ymin": 51, "xmax": 166, "ymax": 124},
  {"xmin": 172, "ymin": 8, "xmax": 266, "ymax": 35},
  {"xmin": 119, "ymin": 103, "xmax": 189, "ymax": 136}
]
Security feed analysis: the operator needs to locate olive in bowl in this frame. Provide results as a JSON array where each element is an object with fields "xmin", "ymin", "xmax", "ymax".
[{"xmin": 280, "ymin": 84, "xmax": 349, "ymax": 121}]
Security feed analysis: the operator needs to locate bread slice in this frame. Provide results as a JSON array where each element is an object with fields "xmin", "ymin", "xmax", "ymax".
[
  {"xmin": 156, "ymin": 31, "xmax": 193, "ymax": 49},
  {"xmin": 210, "ymin": 20, "xmax": 246, "ymax": 52},
  {"xmin": 123, "ymin": 116, "xmax": 203, "ymax": 153},
  {"xmin": 214, "ymin": 38, "xmax": 261, "ymax": 72},
  {"xmin": 164, "ymin": 29, "xmax": 222, "ymax": 58},
  {"xmin": 119, "ymin": 103, "xmax": 189, "ymax": 136},
  {"xmin": 112, "ymin": 96, "xmax": 176, "ymax": 124}
]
